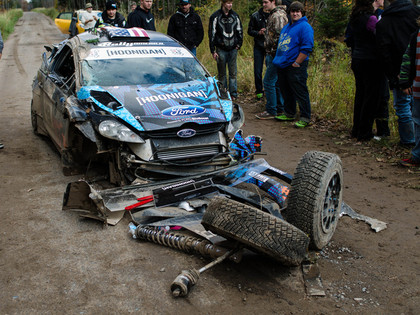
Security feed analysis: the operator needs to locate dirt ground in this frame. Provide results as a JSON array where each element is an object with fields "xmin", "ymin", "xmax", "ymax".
[{"xmin": 0, "ymin": 12, "xmax": 419, "ymax": 314}]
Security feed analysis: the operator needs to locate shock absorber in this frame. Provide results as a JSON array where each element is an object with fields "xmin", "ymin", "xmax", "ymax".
[{"xmin": 131, "ymin": 224, "xmax": 237, "ymax": 260}]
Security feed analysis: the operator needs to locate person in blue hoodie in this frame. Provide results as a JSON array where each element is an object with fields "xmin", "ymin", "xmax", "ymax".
[{"xmin": 273, "ymin": 1, "xmax": 314, "ymax": 128}]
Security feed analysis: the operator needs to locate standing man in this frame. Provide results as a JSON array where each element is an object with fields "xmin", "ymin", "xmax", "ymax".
[
  {"xmin": 256, "ymin": 0, "xmax": 288, "ymax": 119},
  {"xmin": 209, "ymin": 0, "xmax": 243, "ymax": 100},
  {"xmin": 372, "ymin": 0, "xmax": 391, "ymax": 139},
  {"xmin": 167, "ymin": 0, "xmax": 204, "ymax": 56},
  {"xmin": 130, "ymin": 2, "xmax": 138, "ymax": 12},
  {"xmin": 248, "ymin": 3, "xmax": 269, "ymax": 100},
  {"xmin": 79, "ymin": 3, "xmax": 98, "ymax": 31},
  {"xmin": 376, "ymin": 0, "xmax": 420, "ymax": 146},
  {"xmin": 273, "ymin": 1, "xmax": 314, "ymax": 128},
  {"xmin": 95, "ymin": 0, "xmax": 126, "ymax": 27},
  {"xmin": 128, "ymin": 0, "xmax": 156, "ymax": 31}
]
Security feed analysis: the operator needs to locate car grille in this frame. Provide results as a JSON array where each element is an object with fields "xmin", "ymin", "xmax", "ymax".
[
  {"xmin": 147, "ymin": 123, "xmax": 225, "ymax": 139},
  {"xmin": 156, "ymin": 145, "xmax": 221, "ymax": 161}
]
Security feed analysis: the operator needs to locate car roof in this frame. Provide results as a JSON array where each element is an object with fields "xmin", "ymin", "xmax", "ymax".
[{"xmin": 71, "ymin": 28, "xmax": 182, "ymax": 50}]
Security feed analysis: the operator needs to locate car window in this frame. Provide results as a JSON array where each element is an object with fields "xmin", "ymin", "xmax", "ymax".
[
  {"xmin": 81, "ymin": 51, "xmax": 207, "ymax": 86},
  {"xmin": 57, "ymin": 12, "xmax": 72, "ymax": 20},
  {"xmin": 50, "ymin": 45, "xmax": 76, "ymax": 92}
]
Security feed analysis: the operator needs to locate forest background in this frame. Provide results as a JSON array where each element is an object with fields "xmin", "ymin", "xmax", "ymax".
[{"xmin": 1, "ymin": 0, "xmax": 414, "ymax": 144}]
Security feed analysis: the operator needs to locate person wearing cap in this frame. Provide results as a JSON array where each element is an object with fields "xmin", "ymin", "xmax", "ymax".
[
  {"xmin": 130, "ymin": 1, "xmax": 138, "ymax": 12},
  {"xmin": 167, "ymin": 0, "xmax": 204, "ymax": 56},
  {"xmin": 209, "ymin": 0, "xmax": 243, "ymax": 100},
  {"xmin": 79, "ymin": 3, "xmax": 98, "ymax": 31},
  {"xmin": 95, "ymin": 0, "xmax": 127, "ymax": 28},
  {"xmin": 127, "ymin": 0, "xmax": 156, "ymax": 30}
]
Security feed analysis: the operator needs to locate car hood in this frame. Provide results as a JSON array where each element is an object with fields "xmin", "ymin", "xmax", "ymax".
[{"xmin": 78, "ymin": 80, "xmax": 232, "ymax": 132}]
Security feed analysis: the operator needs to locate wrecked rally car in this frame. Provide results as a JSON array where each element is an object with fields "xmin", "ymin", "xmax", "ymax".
[
  {"xmin": 38, "ymin": 27, "xmax": 348, "ymax": 297},
  {"xmin": 31, "ymin": 27, "xmax": 244, "ymax": 184}
]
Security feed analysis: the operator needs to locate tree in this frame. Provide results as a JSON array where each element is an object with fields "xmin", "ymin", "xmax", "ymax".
[{"xmin": 316, "ymin": 0, "xmax": 351, "ymax": 38}]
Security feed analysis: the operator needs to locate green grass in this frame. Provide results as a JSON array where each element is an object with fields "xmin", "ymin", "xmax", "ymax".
[
  {"xmin": 0, "ymin": 9, "xmax": 23, "ymax": 40},
  {"xmin": 32, "ymin": 7, "xmax": 59, "ymax": 20}
]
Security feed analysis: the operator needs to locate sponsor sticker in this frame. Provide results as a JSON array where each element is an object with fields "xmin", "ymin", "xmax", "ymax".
[
  {"xmin": 162, "ymin": 106, "xmax": 205, "ymax": 117},
  {"xmin": 86, "ymin": 46, "xmax": 193, "ymax": 60}
]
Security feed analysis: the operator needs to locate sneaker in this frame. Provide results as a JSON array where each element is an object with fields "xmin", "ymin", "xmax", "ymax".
[
  {"xmin": 256, "ymin": 93, "xmax": 263, "ymax": 100},
  {"xmin": 275, "ymin": 114, "xmax": 295, "ymax": 121},
  {"xmin": 295, "ymin": 120, "xmax": 309, "ymax": 128},
  {"xmin": 399, "ymin": 157, "xmax": 420, "ymax": 167},
  {"xmin": 255, "ymin": 111, "xmax": 275, "ymax": 119},
  {"xmin": 0, "ymin": 143, "xmax": 3, "ymax": 149}
]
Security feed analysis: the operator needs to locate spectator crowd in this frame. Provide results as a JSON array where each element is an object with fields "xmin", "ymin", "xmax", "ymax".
[{"xmin": 68, "ymin": 0, "xmax": 420, "ymax": 167}]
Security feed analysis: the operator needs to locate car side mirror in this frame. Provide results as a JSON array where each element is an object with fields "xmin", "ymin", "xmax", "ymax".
[{"xmin": 42, "ymin": 52, "xmax": 48, "ymax": 68}]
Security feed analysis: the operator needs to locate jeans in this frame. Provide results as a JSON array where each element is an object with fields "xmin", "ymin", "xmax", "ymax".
[
  {"xmin": 277, "ymin": 60, "xmax": 311, "ymax": 121},
  {"xmin": 263, "ymin": 55, "xmax": 280, "ymax": 115},
  {"xmin": 393, "ymin": 89, "xmax": 415, "ymax": 144},
  {"xmin": 216, "ymin": 48, "xmax": 238, "ymax": 98},
  {"xmin": 253, "ymin": 46, "xmax": 265, "ymax": 95},
  {"xmin": 411, "ymin": 98, "xmax": 420, "ymax": 161}
]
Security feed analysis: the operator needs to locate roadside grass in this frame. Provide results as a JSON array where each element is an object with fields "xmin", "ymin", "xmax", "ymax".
[
  {"xmin": 32, "ymin": 7, "xmax": 59, "ymax": 21},
  {"xmin": 0, "ymin": 9, "xmax": 23, "ymax": 40}
]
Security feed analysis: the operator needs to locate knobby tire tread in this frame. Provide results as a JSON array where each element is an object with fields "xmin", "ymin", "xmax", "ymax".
[{"xmin": 202, "ymin": 196, "xmax": 309, "ymax": 266}]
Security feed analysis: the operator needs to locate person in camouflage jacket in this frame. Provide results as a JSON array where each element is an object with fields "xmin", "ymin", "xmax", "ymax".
[{"xmin": 256, "ymin": 0, "xmax": 288, "ymax": 119}]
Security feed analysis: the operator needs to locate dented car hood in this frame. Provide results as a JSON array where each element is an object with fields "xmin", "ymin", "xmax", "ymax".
[{"xmin": 77, "ymin": 80, "xmax": 232, "ymax": 132}]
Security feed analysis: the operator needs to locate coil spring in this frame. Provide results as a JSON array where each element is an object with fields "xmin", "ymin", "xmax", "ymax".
[{"xmin": 135, "ymin": 225, "xmax": 226, "ymax": 258}]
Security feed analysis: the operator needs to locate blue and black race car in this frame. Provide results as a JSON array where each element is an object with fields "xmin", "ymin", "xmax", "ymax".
[{"xmin": 31, "ymin": 27, "xmax": 244, "ymax": 184}]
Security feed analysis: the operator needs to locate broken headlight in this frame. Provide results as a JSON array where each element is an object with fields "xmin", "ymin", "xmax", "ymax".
[{"xmin": 98, "ymin": 120, "xmax": 145, "ymax": 143}]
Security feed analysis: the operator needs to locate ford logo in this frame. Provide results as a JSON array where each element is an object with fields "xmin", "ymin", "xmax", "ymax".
[
  {"xmin": 177, "ymin": 129, "xmax": 196, "ymax": 138},
  {"xmin": 162, "ymin": 106, "xmax": 205, "ymax": 117}
]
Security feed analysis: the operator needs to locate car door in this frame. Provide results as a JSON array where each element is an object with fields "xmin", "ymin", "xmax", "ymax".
[
  {"xmin": 54, "ymin": 12, "xmax": 72, "ymax": 34},
  {"xmin": 42, "ymin": 44, "xmax": 76, "ymax": 151}
]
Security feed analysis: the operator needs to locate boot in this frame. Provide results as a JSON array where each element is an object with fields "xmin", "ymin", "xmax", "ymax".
[{"xmin": 376, "ymin": 119, "xmax": 390, "ymax": 137}]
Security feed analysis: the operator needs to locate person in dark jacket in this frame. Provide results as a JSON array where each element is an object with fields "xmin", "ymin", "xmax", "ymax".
[
  {"xmin": 167, "ymin": 0, "xmax": 204, "ymax": 55},
  {"xmin": 95, "ymin": 0, "xmax": 126, "ymax": 28},
  {"xmin": 376, "ymin": 0, "xmax": 420, "ymax": 145},
  {"xmin": 127, "ymin": 0, "xmax": 156, "ymax": 30},
  {"xmin": 248, "ymin": 5, "xmax": 269, "ymax": 99},
  {"xmin": 209, "ymin": 0, "xmax": 243, "ymax": 99},
  {"xmin": 347, "ymin": 0, "xmax": 382, "ymax": 141}
]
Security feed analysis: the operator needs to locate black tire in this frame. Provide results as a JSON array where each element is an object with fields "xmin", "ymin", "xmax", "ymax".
[
  {"xmin": 30, "ymin": 100, "xmax": 39, "ymax": 135},
  {"xmin": 283, "ymin": 151, "xmax": 343, "ymax": 250},
  {"xmin": 201, "ymin": 196, "xmax": 309, "ymax": 266}
]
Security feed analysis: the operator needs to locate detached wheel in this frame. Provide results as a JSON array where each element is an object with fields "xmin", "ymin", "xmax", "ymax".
[
  {"xmin": 202, "ymin": 196, "xmax": 309, "ymax": 266},
  {"xmin": 283, "ymin": 151, "xmax": 343, "ymax": 250}
]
